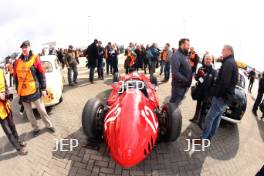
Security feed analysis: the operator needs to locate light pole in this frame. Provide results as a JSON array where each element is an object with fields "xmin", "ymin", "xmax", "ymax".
[
  {"xmin": 88, "ymin": 16, "xmax": 91, "ymax": 45},
  {"xmin": 183, "ymin": 19, "xmax": 186, "ymax": 37}
]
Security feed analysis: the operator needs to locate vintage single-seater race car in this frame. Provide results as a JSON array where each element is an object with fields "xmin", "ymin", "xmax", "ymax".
[{"xmin": 82, "ymin": 72, "xmax": 182, "ymax": 168}]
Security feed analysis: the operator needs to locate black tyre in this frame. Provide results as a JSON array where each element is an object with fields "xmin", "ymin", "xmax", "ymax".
[
  {"xmin": 82, "ymin": 98, "xmax": 104, "ymax": 141},
  {"xmin": 161, "ymin": 103, "xmax": 182, "ymax": 142},
  {"xmin": 23, "ymin": 109, "xmax": 41, "ymax": 119},
  {"xmin": 150, "ymin": 75, "xmax": 158, "ymax": 86},
  {"xmin": 59, "ymin": 96, "xmax": 63, "ymax": 103},
  {"xmin": 113, "ymin": 72, "xmax": 120, "ymax": 83}
]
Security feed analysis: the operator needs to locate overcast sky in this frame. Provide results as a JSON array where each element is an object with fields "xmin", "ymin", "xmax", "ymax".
[{"xmin": 0, "ymin": 0, "xmax": 263, "ymax": 70}]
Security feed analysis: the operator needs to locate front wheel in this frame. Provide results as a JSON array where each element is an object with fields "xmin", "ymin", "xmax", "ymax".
[
  {"xmin": 82, "ymin": 98, "xmax": 105, "ymax": 141},
  {"xmin": 160, "ymin": 103, "xmax": 182, "ymax": 142}
]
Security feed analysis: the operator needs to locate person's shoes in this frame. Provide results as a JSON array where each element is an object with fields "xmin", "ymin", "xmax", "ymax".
[
  {"xmin": 18, "ymin": 148, "xmax": 28, "ymax": 155},
  {"xmin": 48, "ymin": 127, "xmax": 56, "ymax": 133},
  {"xmin": 252, "ymin": 110, "xmax": 258, "ymax": 116},
  {"xmin": 74, "ymin": 81, "xmax": 78, "ymax": 84},
  {"xmin": 19, "ymin": 141, "xmax": 27, "ymax": 147},
  {"xmin": 69, "ymin": 83, "xmax": 75, "ymax": 86},
  {"xmin": 33, "ymin": 129, "xmax": 40, "ymax": 137},
  {"xmin": 90, "ymin": 81, "xmax": 94, "ymax": 84}
]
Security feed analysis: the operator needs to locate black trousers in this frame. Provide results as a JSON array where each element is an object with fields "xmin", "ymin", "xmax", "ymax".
[
  {"xmin": 0, "ymin": 113, "xmax": 21, "ymax": 151},
  {"xmin": 248, "ymin": 80, "xmax": 254, "ymax": 92},
  {"xmin": 9, "ymin": 74, "xmax": 13, "ymax": 87},
  {"xmin": 253, "ymin": 91, "xmax": 263, "ymax": 112},
  {"xmin": 97, "ymin": 58, "xmax": 104, "ymax": 79},
  {"xmin": 150, "ymin": 60, "xmax": 157, "ymax": 76},
  {"xmin": 106, "ymin": 59, "xmax": 113, "ymax": 75},
  {"xmin": 89, "ymin": 66, "xmax": 96, "ymax": 82},
  {"xmin": 111, "ymin": 58, "xmax": 118, "ymax": 74},
  {"xmin": 164, "ymin": 62, "xmax": 170, "ymax": 81},
  {"xmin": 68, "ymin": 64, "xmax": 78, "ymax": 84},
  {"xmin": 192, "ymin": 100, "xmax": 210, "ymax": 127},
  {"xmin": 143, "ymin": 59, "xmax": 150, "ymax": 74}
]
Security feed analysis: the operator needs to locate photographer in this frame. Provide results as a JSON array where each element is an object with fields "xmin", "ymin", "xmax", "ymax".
[{"xmin": 190, "ymin": 55, "xmax": 217, "ymax": 128}]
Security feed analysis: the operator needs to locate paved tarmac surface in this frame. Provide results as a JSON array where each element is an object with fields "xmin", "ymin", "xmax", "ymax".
[{"xmin": 0, "ymin": 56, "xmax": 263, "ymax": 176}]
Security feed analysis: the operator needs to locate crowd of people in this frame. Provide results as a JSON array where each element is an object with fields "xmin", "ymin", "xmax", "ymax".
[{"xmin": 1, "ymin": 37, "xmax": 264, "ymax": 156}]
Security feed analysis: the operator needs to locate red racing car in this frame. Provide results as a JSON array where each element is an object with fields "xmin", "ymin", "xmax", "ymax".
[{"xmin": 82, "ymin": 72, "xmax": 182, "ymax": 168}]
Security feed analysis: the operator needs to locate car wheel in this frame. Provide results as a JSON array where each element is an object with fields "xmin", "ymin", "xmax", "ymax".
[
  {"xmin": 23, "ymin": 109, "xmax": 41, "ymax": 119},
  {"xmin": 113, "ymin": 72, "xmax": 120, "ymax": 83},
  {"xmin": 160, "ymin": 103, "xmax": 182, "ymax": 142},
  {"xmin": 46, "ymin": 106, "xmax": 52, "ymax": 114},
  {"xmin": 59, "ymin": 96, "xmax": 63, "ymax": 103},
  {"xmin": 82, "ymin": 98, "xmax": 104, "ymax": 141},
  {"xmin": 150, "ymin": 75, "xmax": 158, "ymax": 86}
]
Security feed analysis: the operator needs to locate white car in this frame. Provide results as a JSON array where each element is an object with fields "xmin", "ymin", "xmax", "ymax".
[{"xmin": 39, "ymin": 55, "xmax": 64, "ymax": 108}]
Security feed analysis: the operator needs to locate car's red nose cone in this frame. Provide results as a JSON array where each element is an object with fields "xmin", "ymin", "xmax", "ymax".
[{"xmin": 104, "ymin": 91, "xmax": 158, "ymax": 168}]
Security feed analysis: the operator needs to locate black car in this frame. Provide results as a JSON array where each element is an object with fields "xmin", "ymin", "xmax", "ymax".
[
  {"xmin": 197, "ymin": 70, "xmax": 247, "ymax": 128},
  {"xmin": 221, "ymin": 71, "xmax": 247, "ymax": 123}
]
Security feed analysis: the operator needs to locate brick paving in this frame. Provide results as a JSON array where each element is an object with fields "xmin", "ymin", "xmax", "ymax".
[{"xmin": 0, "ymin": 57, "xmax": 264, "ymax": 176}]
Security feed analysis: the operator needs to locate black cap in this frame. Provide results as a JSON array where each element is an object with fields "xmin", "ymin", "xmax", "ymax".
[
  {"xmin": 20, "ymin": 40, "xmax": 30, "ymax": 48},
  {"xmin": 68, "ymin": 45, "xmax": 74, "ymax": 49}
]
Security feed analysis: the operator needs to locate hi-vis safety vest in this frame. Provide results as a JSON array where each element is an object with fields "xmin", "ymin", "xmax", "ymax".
[
  {"xmin": 8, "ymin": 64, "xmax": 14, "ymax": 74},
  {"xmin": 16, "ymin": 55, "xmax": 38, "ymax": 97},
  {"xmin": 0, "ymin": 69, "xmax": 12, "ymax": 120},
  {"xmin": 161, "ymin": 50, "xmax": 167, "ymax": 61},
  {"xmin": 128, "ymin": 52, "xmax": 136, "ymax": 67}
]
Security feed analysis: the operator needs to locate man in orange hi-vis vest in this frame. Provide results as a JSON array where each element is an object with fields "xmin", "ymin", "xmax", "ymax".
[
  {"xmin": 0, "ymin": 68, "xmax": 28, "ymax": 155},
  {"xmin": 14, "ymin": 41, "xmax": 55, "ymax": 137}
]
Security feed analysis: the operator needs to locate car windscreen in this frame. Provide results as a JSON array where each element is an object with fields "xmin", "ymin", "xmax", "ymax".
[
  {"xmin": 237, "ymin": 73, "xmax": 245, "ymax": 89},
  {"xmin": 42, "ymin": 61, "xmax": 53, "ymax": 73}
]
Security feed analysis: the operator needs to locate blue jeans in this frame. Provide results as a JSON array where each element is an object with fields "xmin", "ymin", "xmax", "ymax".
[
  {"xmin": 202, "ymin": 97, "xmax": 227, "ymax": 139},
  {"xmin": 169, "ymin": 87, "xmax": 188, "ymax": 106},
  {"xmin": 160, "ymin": 60, "xmax": 166, "ymax": 75}
]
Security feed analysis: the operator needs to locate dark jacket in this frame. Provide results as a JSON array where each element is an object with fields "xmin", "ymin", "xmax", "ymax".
[
  {"xmin": 65, "ymin": 51, "xmax": 77, "ymax": 67},
  {"xmin": 98, "ymin": 46, "xmax": 105, "ymax": 67},
  {"xmin": 170, "ymin": 49, "xmax": 192, "ymax": 88},
  {"xmin": 194, "ymin": 65, "xmax": 217, "ymax": 101},
  {"xmin": 14, "ymin": 51, "xmax": 46, "ymax": 103},
  {"xmin": 258, "ymin": 77, "xmax": 264, "ymax": 93},
  {"xmin": 248, "ymin": 70, "xmax": 256, "ymax": 82},
  {"xmin": 148, "ymin": 47, "xmax": 160, "ymax": 61},
  {"xmin": 135, "ymin": 49, "xmax": 143, "ymax": 68},
  {"xmin": 214, "ymin": 55, "xmax": 238, "ymax": 102},
  {"xmin": 86, "ymin": 42, "xmax": 99, "ymax": 68},
  {"xmin": 57, "ymin": 50, "xmax": 65, "ymax": 65}
]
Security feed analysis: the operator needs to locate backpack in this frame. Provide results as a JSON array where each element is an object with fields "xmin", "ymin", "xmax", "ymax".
[{"xmin": 146, "ymin": 49, "xmax": 153, "ymax": 59}]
